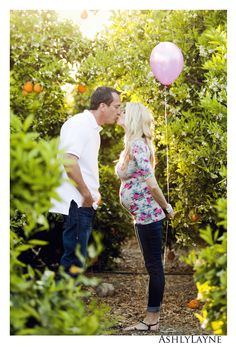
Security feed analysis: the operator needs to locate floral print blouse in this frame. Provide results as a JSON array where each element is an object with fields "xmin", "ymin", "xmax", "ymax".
[{"xmin": 115, "ymin": 139, "xmax": 166, "ymax": 225}]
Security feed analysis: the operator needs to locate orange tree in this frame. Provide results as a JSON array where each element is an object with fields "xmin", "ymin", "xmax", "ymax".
[
  {"xmin": 10, "ymin": 9, "xmax": 227, "ymax": 271},
  {"xmin": 10, "ymin": 10, "xmax": 91, "ymax": 138},
  {"xmin": 10, "ymin": 10, "xmax": 133, "ymax": 270},
  {"xmin": 76, "ymin": 10, "xmax": 227, "ymax": 333},
  {"xmin": 185, "ymin": 197, "xmax": 227, "ymax": 335},
  {"xmin": 77, "ymin": 10, "xmax": 227, "ymax": 245}
]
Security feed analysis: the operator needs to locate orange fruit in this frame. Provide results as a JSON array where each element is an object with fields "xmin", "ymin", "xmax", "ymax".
[
  {"xmin": 189, "ymin": 209, "xmax": 199, "ymax": 222},
  {"xmin": 77, "ymin": 84, "xmax": 87, "ymax": 93},
  {"xmin": 80, "ymin": 10, "xmax": 88, "ymax": 19},
  {"xmin": 22, "ymin": 90, "xmax": 28, "ymax": 96},
  {"xmin": 33, "ymin": 83, "xmax": 43, "ymax": 93},
  {"xmin": 191, "ymin": 214, "xmax": 199, "ymax": 222},
  {"xmin": 23, "ymin": 81, "xmax": 33, "ymax": 93},
  {"xmin": 187, "ymin": 299, "xmax": 200, "ymax": 309}
]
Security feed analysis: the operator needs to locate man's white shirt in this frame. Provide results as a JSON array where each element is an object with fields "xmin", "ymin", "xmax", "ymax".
[{"xmin": 50, "ymin": 110, "xmax": 102, "ymax": 215}]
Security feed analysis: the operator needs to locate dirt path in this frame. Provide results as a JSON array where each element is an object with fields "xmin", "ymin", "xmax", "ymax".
[{"xmin": 91, "ymin": 237, "xmax": 206, "ymax": 335}]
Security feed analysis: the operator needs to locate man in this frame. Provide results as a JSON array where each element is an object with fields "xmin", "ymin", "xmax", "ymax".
[{"xmin": 50, "ymin": 86, "xmax": 121, "ymax": 276}]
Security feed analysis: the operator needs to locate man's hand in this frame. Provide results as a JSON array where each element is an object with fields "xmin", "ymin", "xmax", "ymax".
[
  {"xmin": 97, "ymin": 192, "xmax": 102, "ymax": 205},
  {"xmin": 82, "ymin": 191, "xmax": 94, "ymax": 207},
  {"xmin": 64, "ymin": 153, "xmax": 94, "ymax": 207}
]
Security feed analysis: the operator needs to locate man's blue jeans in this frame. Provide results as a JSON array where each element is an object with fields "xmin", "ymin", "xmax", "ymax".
[
  {"xmin": 135, "ymin": 219, "xmax": 165, "ymax": 312},
  {"xmin": 60, "ymin": 200, "xmax": 96, "ymax": 271}
]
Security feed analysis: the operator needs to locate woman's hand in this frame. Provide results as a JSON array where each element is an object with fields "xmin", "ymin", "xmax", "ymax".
[
  {"xmin": 166, "ymin": 210, "xmax": 174, "ymax": 219},
  {"xmin": 163, "ymin": 203, "xmax": 174, "ymax": 219}
]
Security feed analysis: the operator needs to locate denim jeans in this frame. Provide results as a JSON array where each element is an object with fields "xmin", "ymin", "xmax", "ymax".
[
  {"xmin": 135, "ymin": 219, "xmax": 165, "ymax": 312},
  {"xmin": 60, "ymin": 200, "xmax": 96, "ymax": 271}
]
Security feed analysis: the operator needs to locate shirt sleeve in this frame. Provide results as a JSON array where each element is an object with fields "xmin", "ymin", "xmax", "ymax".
[
  {"xmin": 59, "ymin": 119, "xmax": 87, "ymax": 158},
  {"xmin": 131, "ymin": 140, "xmax": 154, "ymax": 179}
]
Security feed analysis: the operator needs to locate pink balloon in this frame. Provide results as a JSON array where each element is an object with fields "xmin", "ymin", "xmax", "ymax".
[{"xmin": 150, "ymin": 42, "xmax": 184, "ymax": 85}]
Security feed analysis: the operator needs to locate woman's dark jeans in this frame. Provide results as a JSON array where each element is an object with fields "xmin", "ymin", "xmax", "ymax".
[
  {"xmin": 60, "ymin": 200, "xmax": 96, "ymax": 271},
  {"xmin": 135, "ymin": 219, "xmax": 165, "ymax": 312}
]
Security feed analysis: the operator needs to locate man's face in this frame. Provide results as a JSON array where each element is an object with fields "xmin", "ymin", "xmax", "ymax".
[{"xmin": 103, "ymin": 92, "xmax": 121, "ymax": 124}]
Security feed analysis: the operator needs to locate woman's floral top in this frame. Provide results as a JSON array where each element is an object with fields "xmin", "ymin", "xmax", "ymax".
[{"xmin": 115, "ymin": 139, "xmax": 166, "ymax": 225}]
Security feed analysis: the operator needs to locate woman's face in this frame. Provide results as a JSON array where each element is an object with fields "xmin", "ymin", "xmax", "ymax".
[{"xmin": 117, "ymin": 109, "xmax": 126, "ymax": 128}]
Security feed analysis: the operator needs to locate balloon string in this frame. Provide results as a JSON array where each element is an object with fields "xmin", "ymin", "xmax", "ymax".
[
  {"xmin": 164, "ymin": 86, "xmax": 170, "ymax": 203},
  {"xmin": 163, "ymin": 85, "xmax": 169, "ymax": 269}
]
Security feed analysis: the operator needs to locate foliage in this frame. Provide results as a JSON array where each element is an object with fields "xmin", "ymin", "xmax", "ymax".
[
  {"xmin": 11, "ymin": 235, "xmax": 114, "ymax": 335},
  {"xmin": 10, "ymin": 113, "xmax": 114, "ymax": 335},
  {"xmin": 10, "ymin": 10, "xmax": 132, "ymax": 268},
  {"xmin": 185, "ymin": 198, "xmax": 227, "ymax": 335},
  {"xmin": 77, "ymin": 10, "xmax": 227, "ymax": 245},
  {"xmin": 10, "ymin": 10, "xmax": 228, "ymax": 333},
  {"xmin": 11, "ymin": 241, "xmax": 114, "ymax": 335},
  {"xmin": 92, "ymin": 164, "xmax": 133, "ymax": 269},
  {"xmin": 167, "ymin": 20, "xmax": 227, "ymax": 244},
  {"xmin": 10, "ymin": 9, "xmax": 227, "ymax": 264},
  {"xmin": 10, "ymin": 112, "xmax": 62, "ymax": 235},
  {"xmin": 10, "ymin": 10, "xmax": 91, "ymax": 138}
]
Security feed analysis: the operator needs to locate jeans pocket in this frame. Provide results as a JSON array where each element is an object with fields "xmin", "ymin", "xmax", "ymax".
[
  {"xmin": 78, "ymin": 207, "xmax": 96, "ymax": 231},
  {"xmin": 79, "ymin": 206, "xmax": 95, "ymax": 216},
  {"xmin": 68, "ymin": 200, "xmax": 79, "ymax": 225}
]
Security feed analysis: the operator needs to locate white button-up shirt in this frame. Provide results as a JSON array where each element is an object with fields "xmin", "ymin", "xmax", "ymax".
[{"xmin": 50, "ymin": 110, "xmax": 102, "ymax": 215}]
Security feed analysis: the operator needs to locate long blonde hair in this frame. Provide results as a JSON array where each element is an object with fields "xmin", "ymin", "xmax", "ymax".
[{"xmin": 119, "ymin": 102, "xmax": 156, "ymax": 170}]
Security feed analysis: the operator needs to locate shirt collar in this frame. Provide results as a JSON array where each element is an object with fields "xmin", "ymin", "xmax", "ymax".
[{"xmin": 84, "ymin": 110, "xmax": 103, "ymax": 132}]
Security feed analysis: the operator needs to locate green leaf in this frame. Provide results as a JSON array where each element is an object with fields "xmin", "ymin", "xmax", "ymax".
[{"xmin": 22, "ymin": 114, "xmax": 34, "ymax": 132}]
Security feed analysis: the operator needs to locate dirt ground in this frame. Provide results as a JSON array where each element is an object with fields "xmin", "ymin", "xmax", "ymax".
[{"xmin": 91, "ymin": 237, "xmax": 206, "ymax": 336}]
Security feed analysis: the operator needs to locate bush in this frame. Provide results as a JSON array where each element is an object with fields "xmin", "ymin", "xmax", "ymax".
[
  {"xmin": 10, "ymin": 113, "xmax": 114, "ymax": 335},
  {"xmin": 10, "ymin": 242, "xmax": 113, "ymax": 335},
  {"xmin": 166, "ymin": 22, "xmax": 227, "ymax": 244},
  {"xmin": 10, "ymin": 112, "xmax": 62, "ymax": 235},
  {"xmin": 185, "ymin": 198, "xmax": 227, "ymax": 335},
  {"xmin": 77, "ymin": 10, "xmax": 227, "ymax": 246},
  {"xmin": 10, "ymin": 10, "xmax": 91, "ymax": 138},
  {"xmin": 92, "ymin": 164, "xmax": 133, "ymax": 270},
  {"xmin": 10, "ymin": 9, "xmax": 227, "ymax": 268},
  {"xmin": 10, "ymin": 10, "xmax": 135, "ymax": 269}
]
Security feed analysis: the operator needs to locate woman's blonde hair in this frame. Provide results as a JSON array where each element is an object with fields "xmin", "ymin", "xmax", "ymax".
[{"xmin": 119, "ymin": 102, "xmax": 156, "ymax": 169}]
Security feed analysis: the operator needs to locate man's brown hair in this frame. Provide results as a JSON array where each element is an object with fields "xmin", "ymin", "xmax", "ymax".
[{"xmin": 90, "ymin": 86, "xmax": 121, "ymax": 110}]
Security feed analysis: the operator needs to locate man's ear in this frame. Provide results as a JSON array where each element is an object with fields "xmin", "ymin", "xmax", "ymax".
[{"xmin": 99, "ymin": 103, "xmax": 107, "ymax": 112}]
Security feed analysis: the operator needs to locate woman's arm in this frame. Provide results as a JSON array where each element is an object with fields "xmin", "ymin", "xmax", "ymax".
[
  {"xmin": 146, "ymin": 176, "xmax": 174, "ymax": 218},
  {"xmin": 130, "ymin": 139, "xmax": 174, "ymax": 218}
]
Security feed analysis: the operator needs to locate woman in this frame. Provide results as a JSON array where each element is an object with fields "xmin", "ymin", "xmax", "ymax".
[{"xmin": 115, "ymin": 102, "xmax": 174, "ymax": 331}]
